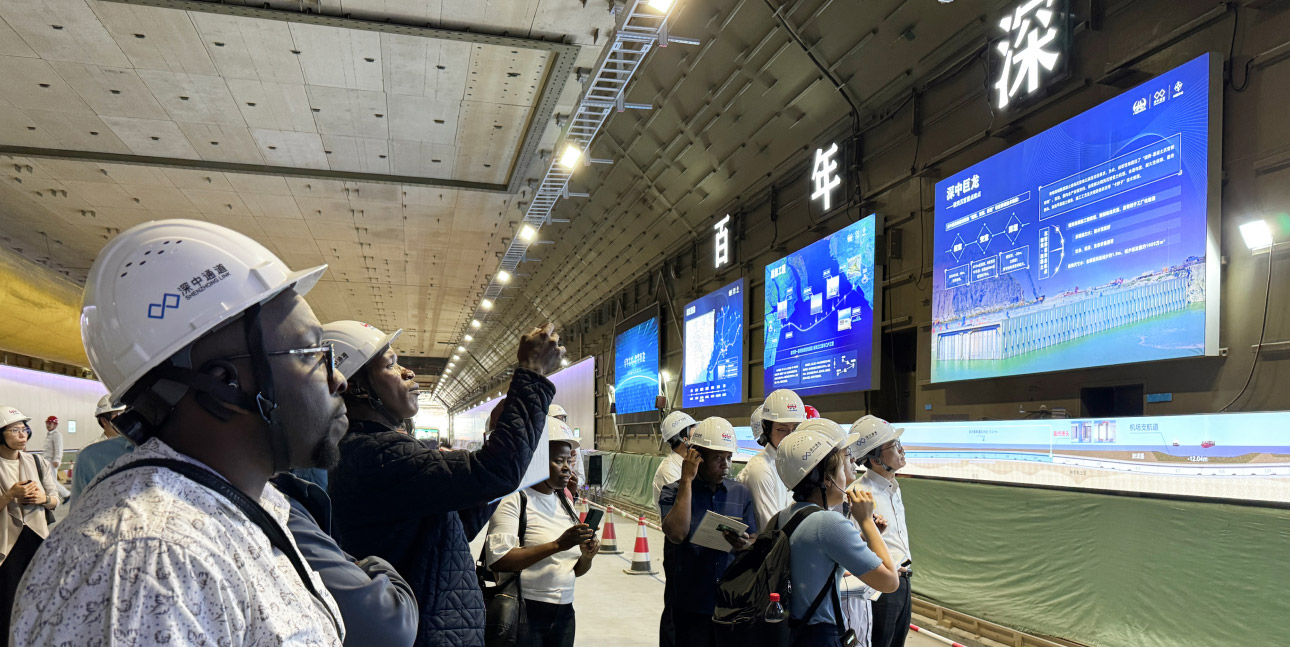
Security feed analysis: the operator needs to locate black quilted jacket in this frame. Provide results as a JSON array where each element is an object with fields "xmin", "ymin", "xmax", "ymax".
[{"xmin": 330, "ymin": 368, "xmax": 555, "ymax": 647}]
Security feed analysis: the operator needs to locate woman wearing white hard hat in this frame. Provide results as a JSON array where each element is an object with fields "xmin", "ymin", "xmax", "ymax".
[
  {"xmin": 652, "ymin": 410, "xmax": 698, "ymax": 513},
  {"xmin": 736, "ymin": 390, "xmax": 808, "ymax": 531},
  {"xmin": 327, "ymin": 319, "xmax": 565, "ymax": 647},
  {"xmin": 773, "ymin": 429, "xmax": 899, "ymax": 647},
  {"xmin": 68, "ymin": 396, "xmax": 134, "ymax": 504},
  {"xmin": 16, "ymin": 219, "xmax": 353, "ymax": 646},
  {"xmin": 547, "ymin": 404, "xmax": 586, "ymax": 497},
  {"xmin": 849, "ymin": 416, "xmax": 910, "ymax": 647},
  {"xmin": 0, "ymin": 405, "xmax": 59, "ymax": 547},
  {"xmin": 660, "ymin": 417, "xmax": 757, "ymax": 647},
  {"xmin": 486, "ymin": 416, "xmax": 600, "ymax": 647}
]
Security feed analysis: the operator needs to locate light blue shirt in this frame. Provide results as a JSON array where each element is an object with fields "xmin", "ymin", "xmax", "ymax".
[
  {"xmin": 780, "ymin": 503, "xmax": 882, "ymax": 626},
  {"xmin": 70, "ymin": 435, "xmax": 134, "ymax": 505}
]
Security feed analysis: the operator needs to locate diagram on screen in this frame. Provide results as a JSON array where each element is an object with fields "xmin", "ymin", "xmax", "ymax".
[{"xmin": 683, "ymin": 279, "xmax": 745, "ymax": 407}]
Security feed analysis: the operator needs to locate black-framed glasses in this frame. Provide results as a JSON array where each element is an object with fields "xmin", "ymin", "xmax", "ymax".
[{"xmin": 227, "ymin": 342, "xmax": 335, "ymax": 374}]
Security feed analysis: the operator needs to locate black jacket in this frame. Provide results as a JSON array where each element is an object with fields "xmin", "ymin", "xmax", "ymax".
[
  {"xmin": 330, "ymin": 368, "xmax": 555, "ymax": 647},
  {"xmin": 271, "ymin": 473, "xmax": 419, "ymax": 647}
]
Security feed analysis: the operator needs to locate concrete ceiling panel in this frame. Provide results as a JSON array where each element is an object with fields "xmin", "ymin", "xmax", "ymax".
[
  {"xmin": 189, "ymin": 13, "xmax": 304, "ymax": 84},
  {"xmin": 291, "ymin": 196, "xmax": 354, "ymax": 223},
  {"xmin": 225, "ymin": 79, "xmax": 316, "ymax": 133},
  {"xmin": 286, "ymin": 176, "xmax": 348, "ymax": 200},
  {"xmin": 290, "ymin": 23, "xmax": 383, "ymax": 92},
  {"xmin": 97, "ymin": 163, "xmax": 174, "ymax": 186},
  {"xmin": 100, "ymin": 115, "xmax": 201, "ymax": 158},
  {"xmin": 250, "ymin": 128, "xmax": 329, "ymax": 169},
  {"xmin": 389, "ymin": 140, "xmax": 457, "ymax": 179},
  {"xmin": 453, "ymin": 101, "xmax": 528, "ymax": 184},
  {"xmin": 162, "ymin": 168, "xmax": 234, "ymax": 191},
  {"xmin": 177, "ymin": 122, "xmax": 266, "ymax": 164},
  {"xmin": 180, "ymin": 188, "xmax": 251, "ymax": 216},
  {"xmin": 92, "ymin": 1, "xmax": 218, "ymax": 75},
  {"xmin": 47, "ymin": 62, "xmax": 170, "ymax": 120},
  {"xmin": 242, "ymin": 193, "xmax": 306, "ymax": 220},
  {"xmin": 441, "ymin": 0, "xmax": 537, "ymax": 38},
  {"xmin": 306, "ymin": 219, "xmax": 361, "ymax": 243},
  {"xmin": 0, "ymin": 106, "xmax": 59, "ymax": 148},
  {"xmin": 0, "ymin": 13, "xmax": 38, "ymax": 58},
  {"xmin": 135, "ymin": 70, "xmax": 246, "ymax": 126},
  {"xmin": 306, "ymin": 86, "xmax": 389, "ymax": 139},
  {"xmin": 388, "ymin": 94, "xmax": 460, "ymax": 144},
  {"xmin": 121, "ymin": 185, "xmax": 198, "ymax": 213},
  {"xmin": 0, "ymin": 0, "xmax": 130, "ymax": 67},
  {"xmin": 338, "ymin": 0, "xmax": 440, "ymax": 25},
  {"xmin": 22, "ymin": 109, "xmax": 133, "ymax": 154},
  {"xmin": 260, "ymin": 217, "xmax": 315, "ymax": 239},
  {"xmin": 0, "ymin": 56, "xmax": 95, "ymax": 114},
  {"xmin": 380, "ymin": 34, "xmax": 470, "ymax": 99},
  {"xmin": 225, "ymin": 172, "xmax": 292, "ymax": 196},
  {"xmin": 465, "ymin": 45, "xmax": 546, "ymax": 108}
]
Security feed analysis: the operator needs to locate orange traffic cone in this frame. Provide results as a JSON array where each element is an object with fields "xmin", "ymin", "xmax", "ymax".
[
  {"xmin": 577, "ymin": 496, "xmax": 588, "ymax": 523},
  {"xmin": 599, "ymin": 506, "xmax": 622, "ymax": 554},
  {"xmin": 623, "ymin": 516, "xmax": 657, "ymax": 575}
]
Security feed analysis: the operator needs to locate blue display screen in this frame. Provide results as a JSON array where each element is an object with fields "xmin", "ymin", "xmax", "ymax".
[
  {"xmin": 683, "ymin": 278, "xmax": 745, "ymax": 408},
  {"xmin": 931, "ymin": 54, "xmax": 1215, "ymax": 383},
  {"xmin": 764, "ymin": 215, "xmax": 877, "ymax": 397},
  {"xmin": 613, "ymin": 317, "xmax": 659, "ymax": 414}
]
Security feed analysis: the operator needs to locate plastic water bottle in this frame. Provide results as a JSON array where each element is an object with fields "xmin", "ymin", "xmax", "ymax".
[{"xmin": 764, "ymin": 593, "xmax": 786, "ymax": 624}]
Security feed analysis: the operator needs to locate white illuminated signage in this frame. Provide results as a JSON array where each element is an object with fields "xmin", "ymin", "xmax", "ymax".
[
  {"xmin": 713, "ymin": 214, "xmax": 731, "ymax": 268},
  {"xmin": 993, "ymin": 0, "xmax": 1066, "ymax": 110},
  {"xmin": 810, "ymin": 143, "xmax": 841, "ymax": 211}
]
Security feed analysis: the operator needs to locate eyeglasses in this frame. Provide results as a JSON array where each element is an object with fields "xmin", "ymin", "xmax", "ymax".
[{"xmin": 227, "ymin": 343, "xmax": 336, "ymax": 375}]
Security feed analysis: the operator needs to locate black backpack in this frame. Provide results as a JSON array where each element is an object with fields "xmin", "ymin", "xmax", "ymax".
[{"xmin": 713, "ymin": 505, "xmax": 847, "ymax": 646}]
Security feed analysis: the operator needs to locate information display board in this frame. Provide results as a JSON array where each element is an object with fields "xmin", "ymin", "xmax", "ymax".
[
  {"xmin": 683, "ymin": 278, "xmax": 745, "ymax": 408},
  {"xmin": 900, "ymin": 411, "xmax": 1290, "ymax": 504},
  {"xmin": 931, "ymin": 54, "xmax": 1221, "ymax": 382},
  {"xmin": 613, "ymin": 305, "xmax": 660, "ymax": 416},
  {"xmin": 764, "ymin": 215, "xmax": 879, "ymax": 397}
]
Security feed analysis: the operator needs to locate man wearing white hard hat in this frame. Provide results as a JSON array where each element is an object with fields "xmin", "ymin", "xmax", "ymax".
[
  {"xmin": 68, "ymin": 395, "xmax": 134, "ymax": 505},
  {"xmin": 486, "ymin": 416, "xmax": 600, "ymax": 647},
  {"xmin": 15, "ymin": 220, "xmax": 350, "ymax": 645},
  {"xmin": 652, "ymin": 410, "xmax": 698, "ymax": 513},
  {"xmin": 736, "ymin": 390, "xmax": 807, "ymax": 531},
  {"xmin": 659, "ymin": 417, "xmax": 757, "ymax": 647},
  {"xmin": 327, "ymin": 319, "xmax": 565, "ymax": 647},
  {"xmin": 850, "ymin": 415, "xmax": 911, "ymax": 647},
  {"xmin": 773, "ymin": 429, "xmax": 900, "ymax": 647}
]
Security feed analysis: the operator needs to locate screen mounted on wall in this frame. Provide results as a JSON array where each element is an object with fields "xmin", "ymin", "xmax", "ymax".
[
  {"xmin": 613, "ymin": 305, "xmax": 661, "ymax": 416},
  {"xmin": 931, "ymin": 53, "xmax": 1221, "ymax": 383},
  {"xmin": 683, "ymin": 278, "xmax": 745, "ymax": 408},
  {"xmin": 763, "ymin": 214, "xmax": 879, "ymax": 397}
]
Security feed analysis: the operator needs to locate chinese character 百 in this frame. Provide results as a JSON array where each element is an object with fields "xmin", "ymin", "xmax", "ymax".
[
  {"xmin": 713, "ymin": 214, "xmax": 731, "ymax": 268},
  {"xmin": 810, "ymin": 143, "xmax": 841, "ymax": 211},
  {"xmin": 994, "ymin": 0, "xmax": 1062, "ymax": 109}
]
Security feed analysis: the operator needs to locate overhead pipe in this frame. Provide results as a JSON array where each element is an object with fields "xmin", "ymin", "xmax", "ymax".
[{"xmin": 0, "ymin": 246, "xmax": 89, "ymax": 368}]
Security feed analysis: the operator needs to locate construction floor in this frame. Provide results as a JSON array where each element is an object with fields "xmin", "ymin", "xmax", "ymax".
[{"xmin": 470, "ymin": 513, "xmax": 945, "ymax": 647}]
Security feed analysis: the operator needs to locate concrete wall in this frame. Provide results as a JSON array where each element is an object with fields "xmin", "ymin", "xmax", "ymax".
[{"xmin": 475, "ymin": 0, "xmax": 1290, "ymax": 453}]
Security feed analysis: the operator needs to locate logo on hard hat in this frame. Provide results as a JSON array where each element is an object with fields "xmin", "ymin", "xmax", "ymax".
[
  {"xmin": 147, "ymin": 293, "xmax": 181, "ymax": 320},
  {"xmin": 722, "ymin": 432, "xmax": 734, "ymax": 441},
  {"xmin": 786, "ymin": 403, "xmax": 799, "ymax": 411}
]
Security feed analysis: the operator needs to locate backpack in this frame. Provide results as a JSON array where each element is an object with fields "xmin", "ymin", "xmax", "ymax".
[{"xmin": 712, "ymin": 505, "xmax": 846, "ymax": 647}]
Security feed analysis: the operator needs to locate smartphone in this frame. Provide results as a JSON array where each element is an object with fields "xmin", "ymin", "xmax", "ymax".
[{"xmin": 583, "ymin": 508, "xmax": 604, "ymax": 532}]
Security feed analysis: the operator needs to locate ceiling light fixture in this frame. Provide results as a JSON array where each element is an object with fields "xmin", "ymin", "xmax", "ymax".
[
  {"xmin": 560, "ymin": 358, "xmax": 570, "ymax": 367},
  {"xmin": 497, "ymin": 270, "xmax": 511, "ymax": 284},
  {"xmin": 481, "ymin": 299, "xmax": 494, "ymax": 310},
  {"xmin": 558, "ymin": 145, "xmax": 582, "ymax": 169},
  {"xmin": 1240, "ymin": 219, "xmax": 1274, "ymax": 251},
  {"xmin": 451, "ymin": 355, "xmax": 460, "ymax": 361},
  {"xmin": 458, "ymin": 346, "xmax": 467, "ymax": 353},
  {"xmin": 470, "ymin": 319, "xmax": 482, "ymax": 329},
  {"xmin": 464, "ymin": 335, "xmax": 474, "ymax": 342},
  {"xmin": 519, "ymin": 225, "xmax": 537, "ymax": 242},
  {"xmin": 646, "ymin": 0, "xmax": 674, "ymax": 12}
]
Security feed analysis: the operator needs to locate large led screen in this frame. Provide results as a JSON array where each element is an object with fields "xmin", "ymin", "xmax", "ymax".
[
  {"xmin": 683, "ymin": 278, "xmax": 745, "ymax": 408},
  {"xmin": 613, "ymin": 307, "xmax": 660, "ymax": 415},
  {"xmin": 899, "ymin": 411, "xmax": 1290, "ymax": 504},
  {"xmin": 764, "ymin": 215, "xmax": 878, "ymax": 397},
  {"xmin": 931, "ymin": 54, "xmax": 1221, "ymax": 383}
]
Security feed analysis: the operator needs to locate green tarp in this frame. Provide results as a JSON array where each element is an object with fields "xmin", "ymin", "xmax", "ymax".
[{"xmin": 903, "ymin": 478, "xmax": 1290, "ymax": 647}]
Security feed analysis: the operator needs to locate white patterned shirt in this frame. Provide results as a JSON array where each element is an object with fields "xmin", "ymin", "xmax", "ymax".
[{"xmin": 12, "ymin": 438, "xmax": 345, "ymax": 646}]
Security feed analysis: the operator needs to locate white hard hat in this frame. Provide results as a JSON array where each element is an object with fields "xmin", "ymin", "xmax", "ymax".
[
  {"xmin": 94, "ymin": 394, "xmax": 127, "ymax": 418},
  {"xmin": 762, "ymin": 389, "xmax": 807, "ymax": 423},
  {"xmin": 688, "ymin": 417, "xmax": 738, "ymax": 453},
  {"xmin": 849, "ymin": 415, "xmax": 904, "ymax": 457},
  {"xmin": 82, "ymin": 219, "xmax": 326, "ymax": 405},
  {"xmin": 323, "ymin": 320, "xmax": 403, "ymax": 379},
  {"xmin": 776, "ymin": 429, "xmax": 847, "ymax": 489},
  {"xmin": 661, "ymin": 411, "xmax": 698, "ymax": 442},
  {"xmin": 0, "ymin": 406, "xmax": 31, "ymax": 429},
  {"xmin": 549, "ymin": 404, "xmax": 568, "ymax": 418},
  {"xmin": 750, "ymin": 404, "xmax": 764, "ymax": 431},
  {"xmin": 795, "ymin": 418, "xmax": 860, "ymax": 451},
  {"xmin": 546, "ymin": 415, "xmax": 580, "ymax": 449}
]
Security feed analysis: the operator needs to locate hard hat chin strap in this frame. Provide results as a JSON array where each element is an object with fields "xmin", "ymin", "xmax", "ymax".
[
  {"xmin": 347, "ymin": 382, "xmax": 403, "ymax": 430},
  {"xmin": 241, "ymin": 303, "xmax": 291, "ymax": 472}
]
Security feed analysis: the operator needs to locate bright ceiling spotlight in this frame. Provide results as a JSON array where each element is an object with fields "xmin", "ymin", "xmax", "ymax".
[
  {"xmin": 497, "ymin": 269, "xmax": 511, "ymax": 284},
  {"xmin": 451, "ymin": 354, "xmax": 460, "ymax": 361},
  {"xmin": 470, "ymin": 319, "xmax": 482, "ymax": 329},
  {"xmin": 560, "ymin": 358, "xmax": 570, "ymax": 367},
  {"xmin": 519, "ymin": 225, "xmax": 537, "ymax": 242},
  {"xmin": 481, "ymin": 299, "xmax": 494, "ymax": 310},
  {"xmin": 647, "ymin": 0, "xmax": 674, "ymax": 12},
  {"xmin": 448, "ymin": 362, "xmax": 456, "ymax": 368},
  {"xmin": 558, "ymin": 145, "xmax": 582, "ymax": 169},
  {"xmin": 463, "ymin": 335, "xmax": 474, "ymax": 342},
  {"xmin": 457, "ymin": 345, "xmax": 466, "ymax": 353},
  {"xmin": 1240, "ymin": 219, "xmax": 1274, "ymax": 251}
]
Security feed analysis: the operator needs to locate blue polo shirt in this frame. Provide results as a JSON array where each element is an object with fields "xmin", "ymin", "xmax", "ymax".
[{"xmin": 659, "ymin": 477, "xmax": 757, "ymax": 614}]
